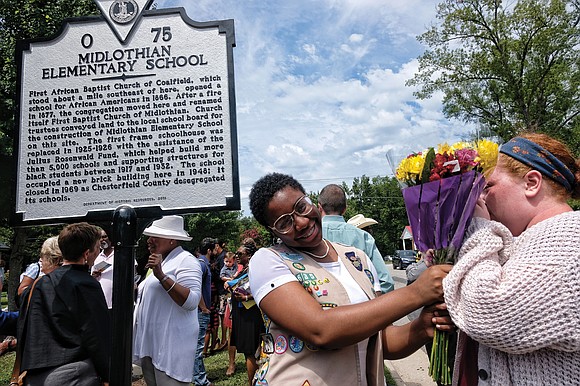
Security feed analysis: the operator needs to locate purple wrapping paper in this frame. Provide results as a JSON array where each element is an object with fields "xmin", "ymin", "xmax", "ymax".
[{"xmin": 402, "ymin": 170, "xmax": 485, "ymax": 256}]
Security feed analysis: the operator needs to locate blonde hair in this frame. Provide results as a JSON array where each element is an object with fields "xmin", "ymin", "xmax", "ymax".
[{"xmin": 40, "ymin": 236, "xmax": 63, "ymax": 269}]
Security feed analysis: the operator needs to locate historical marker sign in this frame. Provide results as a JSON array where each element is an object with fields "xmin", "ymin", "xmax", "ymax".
[{"xmin": 14, "ymin": 5, "xmax": 239, "ymax": 224}]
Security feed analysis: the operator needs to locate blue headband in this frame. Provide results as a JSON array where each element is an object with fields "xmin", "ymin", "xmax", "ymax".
[{"xmin": 499, "ymin": 137, "xmax": 575, "ymax": 191}]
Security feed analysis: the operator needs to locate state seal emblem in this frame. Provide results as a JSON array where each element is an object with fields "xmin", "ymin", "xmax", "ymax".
[{"xmin": 110, "ymin": 0, "xmax": 138, "ymax": 24}]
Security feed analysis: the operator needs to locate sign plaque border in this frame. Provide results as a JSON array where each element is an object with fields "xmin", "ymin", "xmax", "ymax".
[{"xmin": 12, "ymin": 7, "xmax": 240, "ymax": 226}]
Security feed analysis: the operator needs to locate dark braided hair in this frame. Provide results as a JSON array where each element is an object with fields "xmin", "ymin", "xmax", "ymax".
[
  {"xmin": 249, "ymin": 173, "xmax": 305, "ymax": 227},
  {"xmin": 241, "ymin": 237, "xmax": 258, "ymax": 256}
]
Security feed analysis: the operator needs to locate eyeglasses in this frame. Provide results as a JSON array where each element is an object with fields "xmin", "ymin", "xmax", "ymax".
[{"xmin": 269, "ymin": 195, "xmax": 314, "ymax": 234}]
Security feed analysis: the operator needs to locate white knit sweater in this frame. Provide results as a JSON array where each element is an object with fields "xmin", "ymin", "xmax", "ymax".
[{"xmin": 444, "ymin": 211, "xmax": 580, "ymax": 386}]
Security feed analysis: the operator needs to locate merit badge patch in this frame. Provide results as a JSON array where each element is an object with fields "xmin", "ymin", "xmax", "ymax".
[
  {"xmin": 305, "ymin": 342, "xmax": 319, "ymax": 352},
  {"xmin": 274, "ymin": 335, "xmax": 288, "ymax": 354},
  {"xmin": 261, "ymin": 333, "xmax": 274, "ymax": 354},
  {"xmin": 364, "ymin": 268, "xmax": 375, "ymax": 285},
  {"xmin": 295, "ymin": 272, "xmax": 317, "ymax": 285},
  {"xmin": 289, "ymin": 335, "xmax": 304, "ymax": 353},
  {"xmin": 292, "ymin": 262, "xmax": 306, "ymax": 271},
  {"xmin": 345, "ymin": 251, "xmax": 363, "ymax": 271}
]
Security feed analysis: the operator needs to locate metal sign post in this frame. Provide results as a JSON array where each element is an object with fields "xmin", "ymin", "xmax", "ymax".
[
  {"xmin": 109, "ymin": 206, "xmax": 162, "ymax": 385},
  {"xmin": 111, "ymin": 206, "xmax": 138, "ymax": 386}
]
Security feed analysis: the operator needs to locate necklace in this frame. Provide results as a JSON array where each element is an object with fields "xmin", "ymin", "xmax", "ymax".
[{"xmin": 300, "ymin": 240, "xmax": 330, "ymax": 259}]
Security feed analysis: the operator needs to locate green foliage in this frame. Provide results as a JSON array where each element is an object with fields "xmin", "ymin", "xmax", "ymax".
[
  {"xmin": 197, "ymin": 349, "xmax": 248, "ymax": 386},
  {"xmin": 132, "ymin": 210, "xmax": 265, "ymax": 261},
  {"xmin": 0, "ymin": 352, "xmax": 14, "ymax": 385},
  {"xmin": 420, "ymin": 148, "xmax": 436, "ymax": 183},
  {"xmin": 184, "ymin": 211, "xmax": 244, "ymax": 252},
  {"xmin": 238, "ymin": 216, "xmax": 272, "ymax": 247},
  {"xmin": 0, "ymin": 222, "xmax": 61, "ymax": 267},
  {"xmin": 408, "ymin": 0, "xmax": 580, "ymax": 151}
]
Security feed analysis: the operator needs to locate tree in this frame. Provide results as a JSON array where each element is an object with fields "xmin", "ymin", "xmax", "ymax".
[
  {"xmin": 408, "ymin": 0, "xmax": 580, "ymax": 152},
  {"xmin": 184, "ymin": 211, "xmax": 244, "ymax": 252},
  {"xmin": 238, "ymin": 216, "xmax": 271, "ymax": 247}
]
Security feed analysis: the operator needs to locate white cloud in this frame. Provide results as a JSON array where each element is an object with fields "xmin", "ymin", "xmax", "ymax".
[
  {"xmin": 349, "ymin": 34, "xmax": 364, "ymax": 43},
  {"xmin": 302, "ymin": 43, "xmax": 317, "ymax": 57},
  {"xmin": 158, "ymin": 0, "xmax": 471, "ymax": 214}
]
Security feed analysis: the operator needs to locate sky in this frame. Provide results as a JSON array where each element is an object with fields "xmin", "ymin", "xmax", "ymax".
[{"xmin": 157, "ymin": 0, "xmax": 474, "ymax": 215}]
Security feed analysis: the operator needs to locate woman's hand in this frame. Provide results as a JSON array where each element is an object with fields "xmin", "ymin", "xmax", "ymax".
[
  {"xmin": 473, "ymin": 197, "xmax": 490, "ymax": 220},
  {"xmin": 146, "ymin": 253, "xmax": 164, "ymax": 279},
  {"xmin": 417, "ymin": 303, "xmax": 456, "ymax": 340},
  {"xmin": 411, "ymin": 264, "xmax": 452, "ymax": 305}
]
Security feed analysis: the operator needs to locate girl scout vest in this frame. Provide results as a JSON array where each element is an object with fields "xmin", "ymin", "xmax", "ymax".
[{"xmin": 253, "ymin": 242, "xmax": 384, "ymax": 386}]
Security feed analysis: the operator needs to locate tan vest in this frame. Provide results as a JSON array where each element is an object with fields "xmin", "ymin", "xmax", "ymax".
[{"xmin": 253, "ymin": 242, "xmax": 384, "ymax": 386}]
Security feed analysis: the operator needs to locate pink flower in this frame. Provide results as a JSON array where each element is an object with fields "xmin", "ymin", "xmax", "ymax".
[{"xmin": 455, "ymin": 149, "xmax": 478, "ymax": 171}]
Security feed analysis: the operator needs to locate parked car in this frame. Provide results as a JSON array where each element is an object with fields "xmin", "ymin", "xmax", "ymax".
[{"xmin": 392, "ymin": 250, "xmax": 417, "ymax": 270}]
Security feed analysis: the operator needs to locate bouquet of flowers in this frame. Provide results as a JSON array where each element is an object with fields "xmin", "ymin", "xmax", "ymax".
[{"xmin": 394, "ymin": 139, "xmax": 498, "ymax": 384}]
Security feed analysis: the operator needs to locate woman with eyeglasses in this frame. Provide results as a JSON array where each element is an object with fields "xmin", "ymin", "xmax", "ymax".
[
  {"xmin": 225, "ymin": 238, "xmax": 265, "ymax": 384},
  {"xmin": 248, "ymin": 173, "xmax": 453, "ymax": 386}
]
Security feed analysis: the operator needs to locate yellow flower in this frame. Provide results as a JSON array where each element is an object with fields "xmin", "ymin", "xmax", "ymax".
[
  {"xmin": 474, "ymin": 139, "xmax": 499, "ymax": 173},
  {"xmin": 396, "ymin": 153, "xmax": 426, "ymax": 185},
  {"xmin": 450, "ymin": 141, "xmax": 473, "ymax": 153},
  {"xmin": 437, "ymin": 143, "xmax": 452, "ymax": 155}
]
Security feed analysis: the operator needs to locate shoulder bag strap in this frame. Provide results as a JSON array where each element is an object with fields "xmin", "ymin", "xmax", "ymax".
[
  {"xmin": 10, "ymin": 277, "xmax": 40, "ymax": 385},
  {"xmin": 33, "ymin": 262, "xmax": 40, "ymax": 279}
]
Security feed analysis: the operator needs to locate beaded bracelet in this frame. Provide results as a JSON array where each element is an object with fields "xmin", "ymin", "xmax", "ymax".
[{"xmin": 166, "ymin": 282, "xmax": 177, "ymax": 293}]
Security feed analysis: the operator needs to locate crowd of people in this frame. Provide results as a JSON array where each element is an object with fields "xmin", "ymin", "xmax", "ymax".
[{"xmin": 2, "ymin": 132, "xmax": 579, "ymax": 386}]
